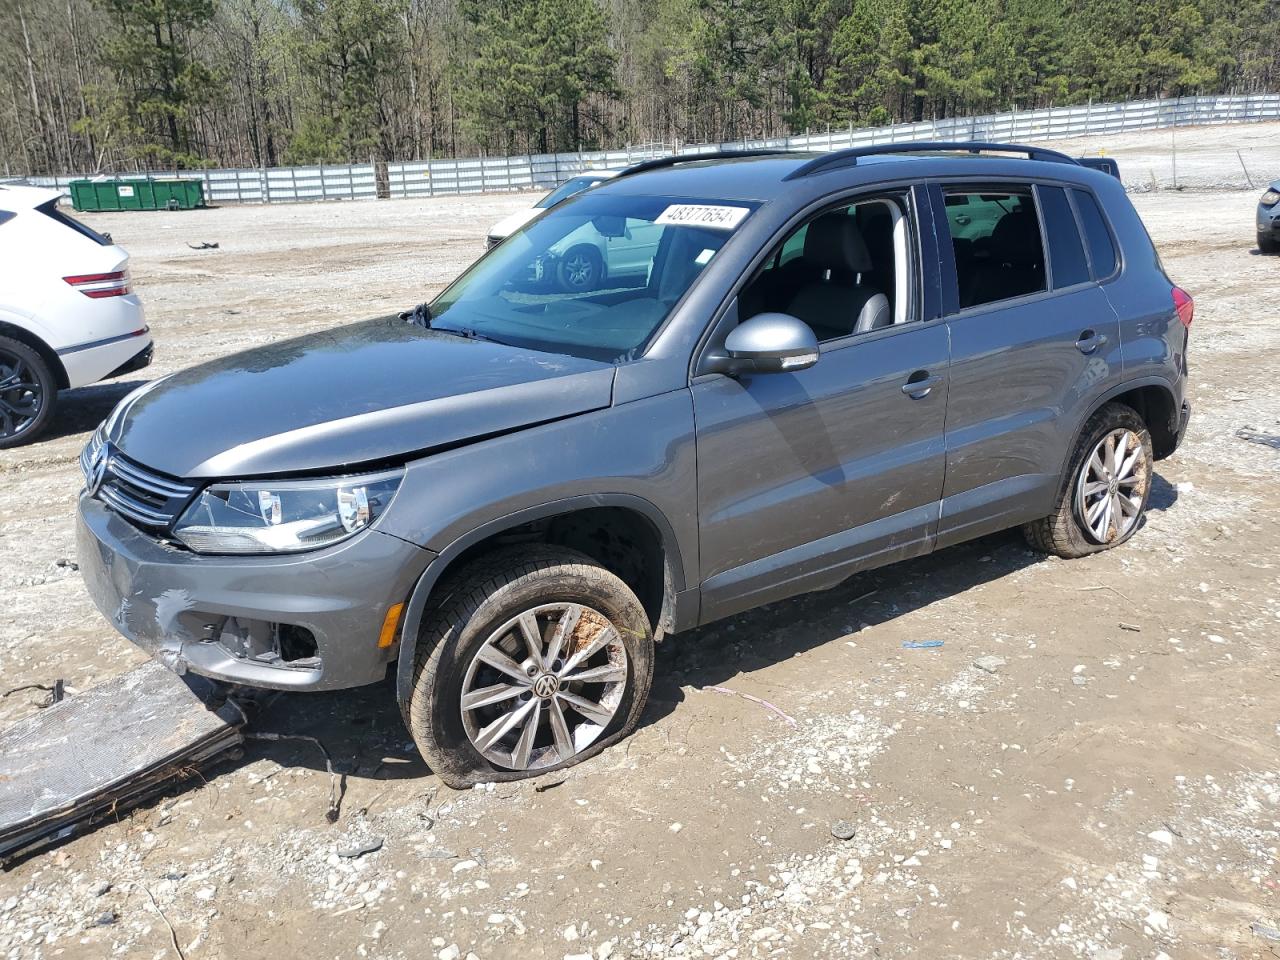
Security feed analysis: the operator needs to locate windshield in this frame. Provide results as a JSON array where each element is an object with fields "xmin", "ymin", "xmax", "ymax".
[
  {"xmin": 431, "ymin": 193, "xmax": 758, "ymax": 362},
  {"xmin": 535, "ymin": 176, "xmax": 607, "ymax": 209}
]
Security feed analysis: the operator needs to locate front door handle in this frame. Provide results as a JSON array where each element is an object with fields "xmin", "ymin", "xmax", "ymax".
[
  {"xmin": 902, "ymin": 371, "xmax": 943, "ymax": 399},
  {"xmin": 1076, "ymin": 329, "xmax": 1109, "ymax": 354}
]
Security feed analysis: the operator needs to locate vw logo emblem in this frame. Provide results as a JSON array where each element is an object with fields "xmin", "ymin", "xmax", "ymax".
[
  {"xmin": 86, "ymin": 444, "xmax": 109, "ymax": 497},
  {"xmin": 532, "ymin": 673, "xmax": 560, "ymax": 700}
]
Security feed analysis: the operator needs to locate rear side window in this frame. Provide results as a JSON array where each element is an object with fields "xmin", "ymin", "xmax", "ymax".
[
  {"xmin": 37, "ymin": 199, "xmax": 112, "ymax": 246},
  {"xmin": 1070, "ymin": 189, "xmax": 1118, "ymax": 279},
  {"xmin": 1037, "ymin": 185, "xmax": 1090, "ymax": 288},
  {"xmin": 943, "ymin": 189, "xmax": 1046, "ymax": 309},
  {"xmin": 0, "ymin": 210, "xmax": 13, "ymax": 227}
]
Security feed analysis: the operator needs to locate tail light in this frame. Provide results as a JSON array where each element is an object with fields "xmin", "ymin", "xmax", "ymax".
[
  {"xmin": 64, "ymin": 270, "xmax": 131, "ymax": 299},
  {"xmin": 1172, "ymin": 286, "xmax": 1193, "ymax": 328}
]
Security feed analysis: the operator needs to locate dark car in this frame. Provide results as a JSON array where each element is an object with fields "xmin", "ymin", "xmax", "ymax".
[
  {"xmin": 1258, "ymin": 180, "xmax": 1280, "ymax": 254},
  {"xmin": 77, "ymin": 142, "xmax": 1193, "ymax": 787}
]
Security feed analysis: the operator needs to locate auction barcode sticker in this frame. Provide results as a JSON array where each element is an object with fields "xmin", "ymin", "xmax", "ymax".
[{"xmin": 655, "ymin": 204, "xmax": 751, "ymax": 230}]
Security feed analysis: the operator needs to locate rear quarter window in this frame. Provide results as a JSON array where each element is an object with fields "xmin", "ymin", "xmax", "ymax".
[
  {"xmin": 1069, "ymin": 189, "xmax": 1118, "ymax": 279},
  {"xmin": 1037, "ymin": 185, "xmax": 1090, "ymax": 288},
  {"xmin": 0, "ymin": 210, "xmax": 13, "ymax": 227},
  {"xmin": 37, "ymin": 199, "xmax": 112, "ymax": 246}
]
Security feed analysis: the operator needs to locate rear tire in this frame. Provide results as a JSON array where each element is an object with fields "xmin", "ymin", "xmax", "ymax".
[
  {"xmin": 1023, "ymin": 402, "xmax": 1153, "ymax": 559},
  {"xmin": 1259, "ymin": 233, "xmax": 1279, "ymax": 255},
  {"xmin": 405, "ymin": 545, "xmax": 654, "ymax": 788},
  {"xmin": 0, "ymin": 336, "xmax": 58, "ymax": 449}
]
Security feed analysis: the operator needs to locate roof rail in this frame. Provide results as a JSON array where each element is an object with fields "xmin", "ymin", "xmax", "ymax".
[
  {"xmin": 782, "ymin": 141, "xmax": 1080, "ymax": 180},
  {"xmin": 617, "ymin": 148, "xmax": 796, "ymax": 179}
]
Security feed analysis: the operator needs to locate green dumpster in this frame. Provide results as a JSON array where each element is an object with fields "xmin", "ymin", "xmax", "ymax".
[{"xmin": 69, "ymin": 178, "xmax": 205, "ymax": 212}]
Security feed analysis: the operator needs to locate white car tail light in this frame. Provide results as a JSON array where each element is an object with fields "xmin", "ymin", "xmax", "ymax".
[{"xmin": 64, "ymin": 270, "xmax": 131, "ymax": 299}]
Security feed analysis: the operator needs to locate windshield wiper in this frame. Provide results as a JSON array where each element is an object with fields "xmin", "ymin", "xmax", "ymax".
[
  {"xmin": 399, "ymin": 302, "xmax": 432, "ymax": 328},
  {"xmin": 431, "ymin": 324, "xmax": 507, "ymax": 345}
]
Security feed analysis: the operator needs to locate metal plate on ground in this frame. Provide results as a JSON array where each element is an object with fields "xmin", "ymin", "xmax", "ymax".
[{"xmin": 0, "ymin": 660, "xmax": 244, "ymax": 864}]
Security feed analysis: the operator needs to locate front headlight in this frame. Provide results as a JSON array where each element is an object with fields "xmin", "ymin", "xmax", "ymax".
[
  {"xmin": 1262, "ymin": 189, "xmax": 1280, "ymax": 207},
  {"xmin": 173, "ymin": 470, "xmax": 402, "ymax": 555}
]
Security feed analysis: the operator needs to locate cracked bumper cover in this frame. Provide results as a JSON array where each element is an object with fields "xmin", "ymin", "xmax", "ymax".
[{"xmin": 76, "ymin": 493, "xmax": 435, "ymax": 691}]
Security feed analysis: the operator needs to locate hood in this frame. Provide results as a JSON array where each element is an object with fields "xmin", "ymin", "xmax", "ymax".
[
  {"xmin": 105, "ymin": 316, "xmax": 615, "ymax": 478},
  {"xmin": 487, "ymin": 206, "xmax": 540, "ymax": 240}
]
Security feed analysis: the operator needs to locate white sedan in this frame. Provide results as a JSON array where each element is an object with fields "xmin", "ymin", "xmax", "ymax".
[
  {"xmin": 0, "ymin": 184, "xmax": 152, "ymax": 447},
  {"xmin": 485, "ymin": 171, "xmax": 620, "ymax": 250}
]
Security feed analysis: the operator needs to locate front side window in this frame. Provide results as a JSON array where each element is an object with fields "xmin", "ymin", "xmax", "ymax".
[
  {"xmin": 739, "ymin": 195, "xmax": 912, "ymax": 343},
  {"xmin": 431, "ymin": 193, "xmax": 757, "ymax": 362},
  {"xmin": 944, "ymin": 189, "xmax": 1046, "ymax": 309}
]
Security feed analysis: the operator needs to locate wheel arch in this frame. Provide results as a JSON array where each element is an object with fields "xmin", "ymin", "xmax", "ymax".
[
  {"xmin": 1058, "ymin": 377, "xmax": 1180, "ymax": 487},
  {"xmin": 394, "ymin": 494, "xmax": 687, "ymax": 706},
  {"xmin": 0, "ymin": 320, "xmax": 69, "ymax": 390}
]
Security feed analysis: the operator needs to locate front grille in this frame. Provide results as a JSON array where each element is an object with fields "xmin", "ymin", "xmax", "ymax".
[{"xmin": 83, "ymin": 441, "xmax": 196, "ymax": 530}]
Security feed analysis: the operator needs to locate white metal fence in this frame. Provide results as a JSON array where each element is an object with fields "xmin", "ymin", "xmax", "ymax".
[{"xmin": 9, "ymin": 93, "xmax": 1279, "ymax": 203}]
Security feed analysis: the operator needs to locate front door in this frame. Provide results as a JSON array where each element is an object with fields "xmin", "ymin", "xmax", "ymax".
[{"xmin": 691, "ymin": 190, "xmax": 948, "ymax": 623}]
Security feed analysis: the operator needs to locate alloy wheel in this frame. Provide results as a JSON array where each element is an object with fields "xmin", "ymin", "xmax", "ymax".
[
  {"xmin": 0, "ymin": 349, "xmax": 43, "ymax": 441},
  {"xmin": 459, "ymin": 602, "xmax": 628, "ymax": 771},
  {"xmin": 563, "ymin": 253, "xmax": 595, "ymax": 288},
  {"xmin": 1075, "ymin": 427, "xmax": 1148, "ymax": 544}
]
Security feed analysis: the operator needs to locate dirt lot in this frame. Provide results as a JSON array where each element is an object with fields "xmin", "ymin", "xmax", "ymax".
[{"xmin": 2, "ymin": 125, "xmax": 1279, "ymax": 960}]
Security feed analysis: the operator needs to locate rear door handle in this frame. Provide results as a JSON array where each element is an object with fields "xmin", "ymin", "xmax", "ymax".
[
  {"xmin": 902, "ymin": 372, "xmax": 943, "ymax": 399},
  {"xmin": 1076, "ymin": 330, "xmax": 1109, "ymax": 354}
]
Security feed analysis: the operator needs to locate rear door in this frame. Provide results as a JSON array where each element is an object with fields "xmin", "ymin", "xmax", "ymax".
[{"xmin": 931, "ymin": 181, "xmax": 1125, "ymax": 548}]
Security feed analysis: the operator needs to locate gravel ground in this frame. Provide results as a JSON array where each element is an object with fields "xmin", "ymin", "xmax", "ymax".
[{"xmin": 1, "ymin": 124, "xmax": 1279, "ymax": 960}]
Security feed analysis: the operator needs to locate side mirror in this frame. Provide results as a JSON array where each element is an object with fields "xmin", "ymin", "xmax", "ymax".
[{"xmin": 708, "ymin": 312, "xmax": 820, "ymax": 375}]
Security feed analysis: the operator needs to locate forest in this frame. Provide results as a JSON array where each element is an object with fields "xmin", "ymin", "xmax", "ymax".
[{"xmin": 2, "ymin": 0, "xmax": 1278, "ymax": 176}]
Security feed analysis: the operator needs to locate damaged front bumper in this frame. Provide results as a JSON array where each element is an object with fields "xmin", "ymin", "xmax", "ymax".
[{"xmin": 76, "ymin": 493, "xmax": 435, "ymax": 691}]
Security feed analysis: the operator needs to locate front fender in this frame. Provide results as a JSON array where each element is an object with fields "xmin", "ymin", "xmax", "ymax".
[{"xmin": 378, "ymin": 390, "xmax": 699, "ymax": 705}]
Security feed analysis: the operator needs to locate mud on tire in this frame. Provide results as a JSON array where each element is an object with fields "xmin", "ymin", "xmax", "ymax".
[
  {"xmin": 1023, "ymin": 402, "xmax": 1154, "ymax": 559},
  {"xmin": 405, "ymin": 545, "xmax": 654, "ymax": 788}
]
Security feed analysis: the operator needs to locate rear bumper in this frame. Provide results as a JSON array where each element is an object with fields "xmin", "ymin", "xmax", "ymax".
[
  {"xmin": 76, "ymin": 493, "xmax": 435, "ymax": 691},
  {"xmin": 56, "ymin": 293, "xmax": 150, "ymax": 388},
  {"xmin": 105, "ymin": 341, "xmax": 153, "ymax": 379}
]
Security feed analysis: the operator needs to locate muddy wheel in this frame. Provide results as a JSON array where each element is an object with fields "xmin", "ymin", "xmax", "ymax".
[
  {"xmin": 1259, "ymin": 233, "xmax": 1279, "ymax": 255},
  {"xmin": 405, "ymin": 545, "xmax": 653, "ymax": 788},
  {"xmin": 1024, "ymin": 402, "xmax": 1153, "ymax": 559},
  {"xmin": 0, "ymin": 336, "xmax": 57, "ymax": 449}
]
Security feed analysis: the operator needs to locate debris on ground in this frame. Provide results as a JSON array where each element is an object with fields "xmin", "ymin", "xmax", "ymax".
[
  {"xmin": 972, "ymin": 655, "xmax": 1007, "ymax": 674},
  {"xmin": 0, "ymin": 662, "xmax": 244, "ymax": 865},
  {"xmin": 337, "ymin": 837, "xmax": 383, "ymax": 859},
  {"xmin": 1252, "ymin": 921, "xmax": 1280, "ymax": 942},
  {"xmin": 1235, "ymin": 426, "xmax": 1280, "ymax": 449},
  {"xmin": 699, "ymin": 685, "xmax": 797, "ymax": 726},
  {"xmin": 830, "ymin": 820, "xmax": 857, "ymax": 840},
  {"xmin": 0, "ymin": 678, "xmax": 65, "ymax": 708},
  {"xmin": 246, "ymin": 731, "xmax": 344, "ymax": 822},
  {"xmin": 186, "ymin": 241, "xmax": 220, "ymax": 250},
  {"xmin": 902, "ymin": 640, "xmax": 944, "ymax": 649}
]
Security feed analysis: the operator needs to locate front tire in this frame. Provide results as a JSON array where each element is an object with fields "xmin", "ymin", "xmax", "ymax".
[
  {"xmin": 1259, "ymin": 233, "xmax": 1279, "ymax": 255},
  {"xmin": 1023, "ymin": 402, "xmax": 1154, "ymax": 559},
  {"xmin": 0, "ymin": 336, "xmax": 58, "ymax": 449},
  {"xmin": 556, "ymin": 244, "xmax": 603, "ymax": 292},
  {"xmin": 405, "ymin": 546, "xmax": 654, "ymax": 788}
]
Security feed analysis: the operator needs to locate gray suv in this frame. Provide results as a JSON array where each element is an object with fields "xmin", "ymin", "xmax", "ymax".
[{"xmin": 77, "ymin": 143, "xmax": 1193, "ymax": 787}]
